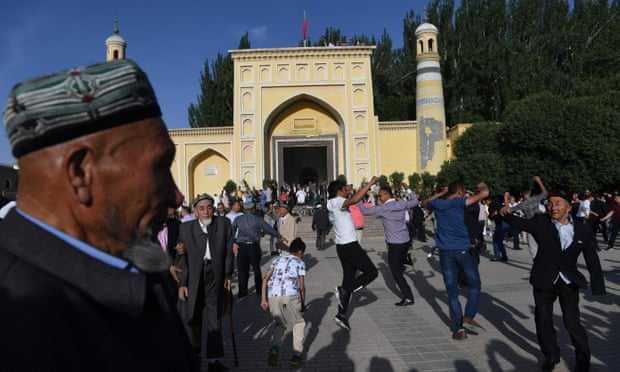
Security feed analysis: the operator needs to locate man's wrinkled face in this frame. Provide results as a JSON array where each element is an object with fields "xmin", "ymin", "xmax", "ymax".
[
  {"xmin": 232, "ymin": 201, "xmax": 241, "ymax": 213},
  {"xmin": 548, "ymin": 197, "xmax": 571, "ymax": 221},
  {"xmin": 98, "ymin": 118, "xmax": 183, "ymax": 246},
  {"xmin": 194, "ymin": 199, "xmax": 214, "ymax": 221}
]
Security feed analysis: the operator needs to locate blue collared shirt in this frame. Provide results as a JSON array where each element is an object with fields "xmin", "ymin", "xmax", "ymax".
[{"xmin": 17, "ymin": 209, "xmax": 138, "ymax": 273}]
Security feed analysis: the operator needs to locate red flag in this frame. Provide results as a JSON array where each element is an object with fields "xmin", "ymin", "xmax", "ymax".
[{"xmin": 302, "ymin": 11, "xmax": 308, "ymax": 45}]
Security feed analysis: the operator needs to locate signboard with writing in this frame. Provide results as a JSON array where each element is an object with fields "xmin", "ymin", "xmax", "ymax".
[{"xmin": 205, "ymin": 166, "xmax": 218, "ymax": 176}]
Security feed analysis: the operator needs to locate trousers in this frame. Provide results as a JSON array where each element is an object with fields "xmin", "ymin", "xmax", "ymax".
[
  {"xmin": 387, "ymin": 242, "xmax": 414, "ymax": 301},
  {"xmin": 237, "ymin": 242, "xmax": 262, "ymax": 298},
  {"xmin": 533, "ymin": 282, "xmax": 590, "ymax": 371},
  {"xmin": 336, "ymin": 241, "xmax": 378, "ymax": 293},
  {"xmin": 439, "ymin": 249, "xmax": 481, "ymax": 333},
  {"xmin": 609, "ymin": 221, "xmax": 618, "ymax": 249},
  {"xmin": 316, "ymin": 230, "xmax": 328, "ymax": 250},
  {"xmin": 190, "ymin": 261, "xmax": 224, "ymax": 359},
  {"xmin": 493, "ymin": 221, "xmax": 508, "ymax": 260},
  {"xmin": 268, "ymin": 295, "xmax": 306, "ymax": 355}
]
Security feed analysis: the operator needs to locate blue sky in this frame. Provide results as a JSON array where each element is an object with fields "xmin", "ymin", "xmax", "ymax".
[{"xmin": 0, "ymin": 0, "xmax": 426, "ymax": 164}]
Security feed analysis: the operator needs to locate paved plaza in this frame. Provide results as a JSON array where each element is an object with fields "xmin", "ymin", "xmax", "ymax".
[{"xmin": 216, "ymin": 218, "xmax": 619, "ymax": 372}]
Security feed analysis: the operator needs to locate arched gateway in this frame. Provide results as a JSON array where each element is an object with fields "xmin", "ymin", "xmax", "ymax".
[{"xmin": 263, "ymin": 94, "xmax": 345, "ymax": 186}]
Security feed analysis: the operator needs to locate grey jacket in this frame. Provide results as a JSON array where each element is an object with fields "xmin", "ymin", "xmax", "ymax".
[{"xmin": 232, "ymin": 213, "xmax": 279, "ymax": 244}]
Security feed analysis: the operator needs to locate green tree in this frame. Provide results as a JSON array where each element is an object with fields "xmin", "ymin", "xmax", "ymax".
[
  {"xmin": 188, "ymin": 34, "xmax": 251, "ymax": 127},
  {"xmin": 408, "ymin": 173, "xmax": 422, "ymax": 192},
  {"xmin": 377, "ymin": 175, "xmax": 390, "ymax": 188},
  {"xmin": 224, "ymin": 180, "xmax": 238, "ymax": 194},
  {"xmin": 389, "ymin": 171, "xmax": 405, "ymax": 190},
  {"xmin": 314, "ymin": 27, "xmax": 347, "ymax": 46}
]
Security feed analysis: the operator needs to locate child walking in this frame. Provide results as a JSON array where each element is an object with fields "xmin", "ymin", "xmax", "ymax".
[{"xmin": 261, "ymin": 238, "xmax": 307, "ymax": 368}]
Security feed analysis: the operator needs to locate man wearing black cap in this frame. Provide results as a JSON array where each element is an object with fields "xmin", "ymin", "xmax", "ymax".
[
  {"xmin": 0, "ymin": 60, "xmax": 195, "ymax": 370},
  {"xmin": 176, "ymin": 193, "xmax": 233, "ymax": 371},
  {"xmin": 231, "ymin": 201, "xmax": 283, "ymax": 299},
  {"xmin": 501, "ymin": 190, "xmax": 606, "ymax": 371}
]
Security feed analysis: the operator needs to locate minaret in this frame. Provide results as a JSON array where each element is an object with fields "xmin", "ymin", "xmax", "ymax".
[
  {"xmin": 105, "ymin": 20, "xmax": 127, "ymax": 62},
  {"xmin": 415, "ymin": 23, "xmax": 447, "ymax": 173}
]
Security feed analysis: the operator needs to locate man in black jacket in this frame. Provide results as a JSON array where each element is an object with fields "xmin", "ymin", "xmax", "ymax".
[
  {"xmin": 0, "ymin": 60, "xmax": 195, "ymax": 371},
  {"xmin": 312, "ymin": 202, "xmax": 331, "ymax": 250},
  {"xmin": 176, "ymin": 194, "xmax": 234, "ymax": 372},
  {"xmin": 501, "ymin": 191, "xmax": 606, "ymax": 371}
]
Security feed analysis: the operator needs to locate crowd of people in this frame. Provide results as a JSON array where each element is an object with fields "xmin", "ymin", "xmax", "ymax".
[{"xmin": 1, "ymin": 59, "xmax": 618, "ymax": 372}]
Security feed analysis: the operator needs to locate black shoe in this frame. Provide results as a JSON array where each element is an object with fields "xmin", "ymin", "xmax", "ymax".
[
  {"xmin": 290, "ymin": 354, "xmax": 303, "ymax": 369},
  {"xmin": 208, "ymin": 361, "xmax": 229, "ymax": 372},
  {"xmin": 334, "ymin": 313, "xmax": 351, "ymax": 331},
  {"xmin": 270, "ymin": 251, "xmax": 279, "ymax": 256},
  {"xmin": 395, "ymin": 298, "xmax": 414, "ymax": 306},
  {"xmin": 404, "ymin": 252, "xmax": 414, "ymax": 266},
  {"xmin": 490, "ymin": 257, "xmax": 502, "ymax": 262},
  {"xmin": 452, "ymin": 328, "xmax": 467, "ymax": 340},
  {"xmin": 540, "ymin": 357, "xmax": 560, "ymax": 371}
]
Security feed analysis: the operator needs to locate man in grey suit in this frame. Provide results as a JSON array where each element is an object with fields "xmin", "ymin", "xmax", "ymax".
[{"xmin": 176, "ymin": 193, "xmax": 233, "ymax": 372}]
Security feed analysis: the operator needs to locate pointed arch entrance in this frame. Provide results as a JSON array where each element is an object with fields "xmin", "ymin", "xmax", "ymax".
[
  {"xmin": 263, "ymin": 94, "xmax": 345, "ymax": 186},
  {"xmin": 187, "ymin": 148, "xmax": 230, "ymax": 199}
]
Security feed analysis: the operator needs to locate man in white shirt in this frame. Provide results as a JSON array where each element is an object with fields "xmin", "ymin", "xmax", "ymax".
[
  {"xmin": 226, "ymin": 199, "xmax": 244, "ymax": 224},
  {"xmin": 327, "ymin": 176, "xmax": 378, "ymax": 331},
  {"xmin": 265, "ymin": 186, "xmax": 273, "ymax": 203},
  {"xmin": 577, "ymin": 193, "xmax": 592, "ymax": 222},
  {"xmin": 296, "ymin": 188, "xmax": 307, "ymax": 205}
]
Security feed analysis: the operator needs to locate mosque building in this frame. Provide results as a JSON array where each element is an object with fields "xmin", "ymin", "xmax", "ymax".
[{"xmin": 107, "ymin": 22, "xmax": 457, "ymax": 198}]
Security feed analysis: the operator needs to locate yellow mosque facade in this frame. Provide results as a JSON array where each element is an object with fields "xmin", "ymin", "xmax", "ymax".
[{"xmin": 107, "ymin": 23, "xmax": 451, "ymax": 198}]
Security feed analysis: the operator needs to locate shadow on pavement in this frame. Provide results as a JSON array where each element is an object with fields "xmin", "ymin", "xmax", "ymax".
[
  {"xmin": 369, "ymin": 356, "xmax": 396, "ymax": 371},
  {"xmin": 453, "ymin": 359, "xmax": 478, "ymax": 372},
  {"xmin": 303, "ymin": 293, "xmax": 333, "ymax": 356},
  {"xmin": 306, "ymin": 329, "xmax": 355, "ymax": 371},
  {"xmin": 408, "ymin": 269, "xmax": 451, "ymax": 328}
]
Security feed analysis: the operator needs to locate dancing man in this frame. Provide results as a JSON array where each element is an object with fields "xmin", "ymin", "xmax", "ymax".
[{"xmin": 328, "ymin": 177, "xmax": 379, "ymax": 331}]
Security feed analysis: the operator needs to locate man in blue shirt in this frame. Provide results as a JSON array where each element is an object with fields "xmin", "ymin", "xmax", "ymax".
[{"xmin": 424, "ymin": 181, "xmax": 489, "ymax": 340}]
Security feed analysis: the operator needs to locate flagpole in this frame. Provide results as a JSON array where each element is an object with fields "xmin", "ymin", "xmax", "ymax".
[{"xmin": 303, "ymin": 10, "xmax": 308, "ymax": 47}]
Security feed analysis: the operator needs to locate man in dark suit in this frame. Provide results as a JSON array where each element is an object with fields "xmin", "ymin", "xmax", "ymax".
[
  {"xmin": 0, "ymin": 60, "xmax": 195, "ymax": 370},
  {"xmin": 176, "ymin": 193, "xmax": 233, "ymax": 372},
  {"xmin": 501, "ymin": 191, "xmax": 606, "ymax": 371}
]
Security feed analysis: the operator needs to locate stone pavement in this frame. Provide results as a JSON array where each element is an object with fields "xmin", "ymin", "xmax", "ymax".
[{"xmin": 217, "ymin": 219, "xmax": 619, "ymax": 372}]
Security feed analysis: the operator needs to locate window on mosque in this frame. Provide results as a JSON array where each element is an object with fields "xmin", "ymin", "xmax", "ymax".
[
  {"xmin": 428, "ymin": 39, "xmax": 434, "ymax": 52},
  {"xmin": 113, "ymin": 50, "xmax": 119, "ymax": 60},
  {"xmin": 419, "ymin": 40, "xmax": 424, "ymax": 53}
]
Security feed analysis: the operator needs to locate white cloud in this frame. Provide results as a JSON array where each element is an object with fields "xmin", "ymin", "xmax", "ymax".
[{"xmin": 248, "ymin": 25, "xmax": 268, "ymax": 42}]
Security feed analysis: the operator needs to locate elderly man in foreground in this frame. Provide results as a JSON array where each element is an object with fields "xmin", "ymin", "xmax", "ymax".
[{"xmin": 0, "ymin": 60, "xmax": 195, "ymax": 370}]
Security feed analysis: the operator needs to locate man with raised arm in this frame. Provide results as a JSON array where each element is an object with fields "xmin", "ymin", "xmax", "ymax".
[
  {"xmin": 423, "ymin": 181, "xmax": 489, "ymax": 340},
  {"xmin": 327, "ymin": 177, "xmax": 379, "ymax": 331}
]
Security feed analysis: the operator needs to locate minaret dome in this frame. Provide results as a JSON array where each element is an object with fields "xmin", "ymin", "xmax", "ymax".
[{"xmin": 105, "ymin": 20, "xmax": 127, "ymax": 62}]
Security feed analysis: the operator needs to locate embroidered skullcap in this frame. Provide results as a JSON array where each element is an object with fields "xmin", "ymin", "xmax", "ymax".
[
  {"xmin": 192, "ymin": 193, "xmax": 214, "ymax": 208},
  {"xmin": 276, "ymin": 202, "xmax": 290, "ymax": 210},
  {"xmin": 3, "ymin": 59, "xmax": 161, "ymax": 157},
  {"xmin": 548, "ymin": 190, "xmax": 571, "ymax": 203}
]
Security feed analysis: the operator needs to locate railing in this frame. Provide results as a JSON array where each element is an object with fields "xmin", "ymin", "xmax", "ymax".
[
  {"xmin": 169, "ymin": 127, "xmax": 234, "ymax": 137},
  {"xmin": 377, "ymin": 121, "xmax": 417, "ymax": 130}
]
